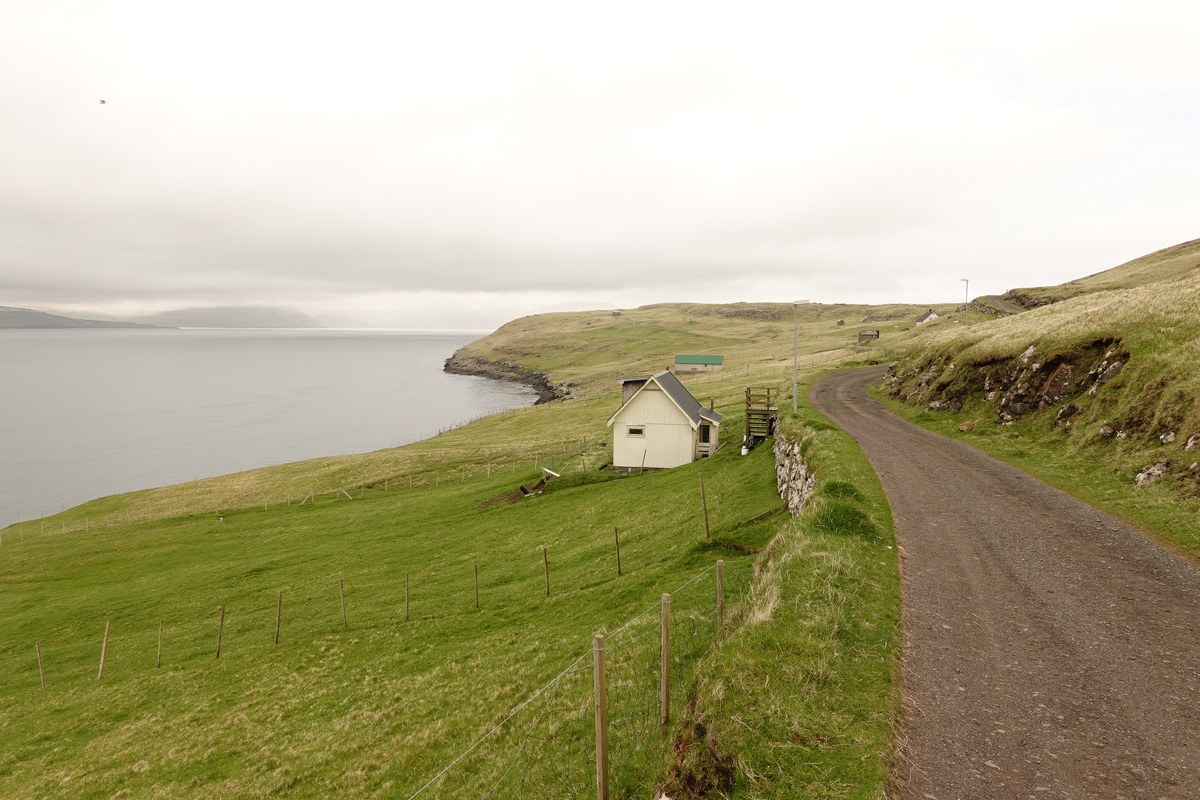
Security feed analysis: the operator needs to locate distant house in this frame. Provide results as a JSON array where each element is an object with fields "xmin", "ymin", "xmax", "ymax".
[
  {"xmin": 916, "ymin": 309, "xmax": 940, "ymax": 325},
  {"xmin": 858, "ymin": 330, "xmax": 880, "ymax": 343},
  {"xmin": 674, "ymin": 354, "xmax": 724, "ymax": 373},
  {"xmin": 607, "ymin": 370, "xmax": 723, "ymax": 471},
  {"xmin": 612, "ymin": 310, "xmax": 622, "ymax": 316}
]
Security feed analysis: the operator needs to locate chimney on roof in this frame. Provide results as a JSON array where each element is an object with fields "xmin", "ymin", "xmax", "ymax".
[{"xmin": 710, "ymin": 398, "xmax": 714, "ymax": 411}]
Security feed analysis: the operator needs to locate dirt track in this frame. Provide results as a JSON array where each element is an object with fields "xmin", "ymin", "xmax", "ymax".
[{"xmin": 811, "ymin": 367, "xmax": 1200, "ymax": 799}]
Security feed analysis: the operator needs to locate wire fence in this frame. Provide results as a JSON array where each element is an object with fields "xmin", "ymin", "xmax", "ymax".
[
  {"xmin": 2, "ymin": 437, "xmax": 608, "ymax": 539},
  {"xmin": 403, "ymin": 556, "xmax": 757, "ymax": 799}
]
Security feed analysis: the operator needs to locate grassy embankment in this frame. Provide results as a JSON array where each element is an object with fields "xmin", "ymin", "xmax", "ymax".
[
  {"xmin": 875, "ymin": 237, "xmax": 1200, "ymax": 562},
  {"xmin": 1, "ymin": 301, "xmax": 918, "ymax": 798}
]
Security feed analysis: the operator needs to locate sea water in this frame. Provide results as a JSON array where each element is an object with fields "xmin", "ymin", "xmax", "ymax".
[{"xmin": 0, "ymin": 329, "xmax": 536, "ymax": 528}]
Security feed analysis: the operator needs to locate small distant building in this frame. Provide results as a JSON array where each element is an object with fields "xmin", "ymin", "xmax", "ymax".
[
  {"xmin": 674, "ymin": 354, "xmax": 724, "ymax": 373},
  {"xmin": 916, "ymin": 309, "xmax": 940, "ymax": 325},
  {"xmin": 607, "ymin": 370, "xmax": 723, "ymax": 471},
  {"xmin": 858, "ymin": 330, "xmax": 880, "ymax": 343},
  {"xmin": 612, "ymin": 310, "xmax": 622, "ymax": 316}
]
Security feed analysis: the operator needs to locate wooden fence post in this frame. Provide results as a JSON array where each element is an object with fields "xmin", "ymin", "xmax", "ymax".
[
  {"xmin": 660, "ymin": 594, "xmax": 671, "ymax": 729},
  {"xmin": 216, "ymin": 606, "xmax": 225, "ymax": 659},
  {"xmin": 614, "ymin": 528, "xmax": 622, "ymax": 576},
  {"xmin": 594, "ymin": 633, "xmax": 610, "ymax": 800},
  {"xmin": 474, "ymin": 564, "xmax": 479, "ymax": 610},
  {"xmin": 275, "ymin": 591, "xmax": 283, "ymax": 644},
  {"xmin": 543, "ymin": 547, "xmax": 550, "ymax": 596},
  {"xmin": 340, "ymin": 579, "xmax": 348, "ymax": 629},
  {"xmin": 37, "ymin": 643, "xmax": 45, "ymax": 690},
  {"xmin": 699, "ymin": 473, "xmax": 710, "ymax": 539},
  {"xmin": 98, "ymin": 621, "xmax": 111, "ymax": 679},
  {"xmin": 716, "ymin": 560, "xmax": 725, "ymax": 628},
  {"xmin": 157, "ymin": 621, "xmax": 163, "ymax": 668}
]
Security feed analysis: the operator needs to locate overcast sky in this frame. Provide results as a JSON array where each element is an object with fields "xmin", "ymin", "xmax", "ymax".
[{"xmin": 2, "ymin": 0, "xmax": 1198, "ymax": 329}]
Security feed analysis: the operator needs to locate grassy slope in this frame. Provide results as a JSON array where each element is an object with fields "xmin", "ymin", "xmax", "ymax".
[
  {"xmin": 879, "ymin": 242, "xmax": 1200, "ymax": 562},
  {"xmin": 1008, "ymin": 236, "xmax": 1200, "ymax": 306},
  {"xmin": 1, "ymin": 301, "xmax": 912, "ymax": 798}
]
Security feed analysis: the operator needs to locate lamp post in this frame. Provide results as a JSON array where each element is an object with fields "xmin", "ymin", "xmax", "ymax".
[
  {"xmin": 792, "ymin": 299, "xmax": 809, "ymax": 414},
  {"xmin": 961, "ymin": 278, "xmax": 969, "ymax": 327}
]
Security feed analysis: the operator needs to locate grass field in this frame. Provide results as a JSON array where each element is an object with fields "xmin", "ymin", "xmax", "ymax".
[{"xmin": 1, "ymin": 301, "xmax": 911, "ymax": 799}]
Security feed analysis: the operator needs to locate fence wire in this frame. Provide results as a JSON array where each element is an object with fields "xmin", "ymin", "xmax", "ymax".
[{"xmin": 402, "ymin": 556, "xmax": 757, "ymax": 799}]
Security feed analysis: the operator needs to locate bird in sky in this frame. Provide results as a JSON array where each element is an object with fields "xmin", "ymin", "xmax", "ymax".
[{"xmin": 98, "ymin": 99, "xmax": 106, "ymax": 104}]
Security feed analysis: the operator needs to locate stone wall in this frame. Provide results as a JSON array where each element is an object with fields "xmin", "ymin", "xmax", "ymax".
[{"xmin": 774, "ymin": 433, "xmax": 816, "ymax": 516}]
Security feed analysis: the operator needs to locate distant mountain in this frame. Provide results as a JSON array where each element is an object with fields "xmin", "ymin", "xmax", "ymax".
[
  {"xmin": 0, "ymin": 306, "xmax": 159, "ymax": 329},
  {"xmin": 128, "ymin": 305, "xmax": 324, "ymax": 328}
]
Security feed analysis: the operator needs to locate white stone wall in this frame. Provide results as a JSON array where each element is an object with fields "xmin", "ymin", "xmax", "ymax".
[{"xmin": 774, "ymin": 433, "xmax": 815, "ymax": 516}]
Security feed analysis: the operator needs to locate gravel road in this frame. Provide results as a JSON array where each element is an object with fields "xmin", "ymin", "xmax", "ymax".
[{"xmin": 811, "ymin": 367, "xmax": 1200, "ymax": 799}]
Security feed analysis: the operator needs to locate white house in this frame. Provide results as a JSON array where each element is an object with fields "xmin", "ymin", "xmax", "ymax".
[
  {"xmin": 916, "ymin": 309, "xmax": 940, "ymax": 325},
  {"xmin": 606, "ymin": 369, "xmax": 723, "ymax": 471}
]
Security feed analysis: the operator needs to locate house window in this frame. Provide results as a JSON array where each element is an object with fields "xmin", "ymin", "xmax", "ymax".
[
  {"xmin": 699, "ymin": 424, "xmax": 711, "ymax": 444},
  {"xmin": 627, "ymin": 426, "xmax": 645, "ymax": 437}
]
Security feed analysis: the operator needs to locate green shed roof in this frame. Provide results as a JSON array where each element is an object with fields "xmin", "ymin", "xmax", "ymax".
[{"xmin": 674, "ymin": 354, "xmax": 724, "ymax": 365}]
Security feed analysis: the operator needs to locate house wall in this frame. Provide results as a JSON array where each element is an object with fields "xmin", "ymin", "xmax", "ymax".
[
  {"xmin": 612, "ymin": 384, "xmax": 696, "ymax": 469},
  {"xmin": 674, "ymin": 362, "xmax": 723, "ymax": 373}
]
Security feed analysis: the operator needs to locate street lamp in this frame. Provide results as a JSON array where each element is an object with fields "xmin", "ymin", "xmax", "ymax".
[
  {"xmin": 792, "ymin": 299, "xmax": 809, "ymax": 414},
  {"xmin": 961, "ymin": 278, "xmax": 969, "ymax": 327}
]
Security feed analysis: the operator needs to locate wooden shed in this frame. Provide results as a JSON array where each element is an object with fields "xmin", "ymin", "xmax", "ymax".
[
  {"xmin": 674, "ymin": 354, "xmax": 724, "ymax": 373},
  {"xmin": 607, "ymin": 370, "xmax": 723, "ymax": 471}
]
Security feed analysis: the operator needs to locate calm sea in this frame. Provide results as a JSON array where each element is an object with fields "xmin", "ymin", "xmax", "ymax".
[{"xmin": 0, "ymin": 329, "xmax": 536, "ymax": 528}]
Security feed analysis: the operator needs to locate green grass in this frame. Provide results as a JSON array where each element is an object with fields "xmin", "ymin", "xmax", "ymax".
[
  {"xmin": 0, "ymin": 440, "xmax": 779, "ymax": 798},
  {"xmin": 1, "ymin": 301, "xmax": 909, "ymax": 798},
  {"xmin": 664, "ymin": 370, "xmax": 901, "ymax": 800}
]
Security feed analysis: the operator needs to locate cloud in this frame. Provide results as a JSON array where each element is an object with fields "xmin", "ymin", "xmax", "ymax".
[{"xmin": 2, "ymin": 0, "xmax": 1198, "ymax": 325}]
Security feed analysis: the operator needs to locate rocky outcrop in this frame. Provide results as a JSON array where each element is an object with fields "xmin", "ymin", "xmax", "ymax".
[
  {"xmin": 774, "ymin": 434, "xmax": 815, "ymax": 516},
  {"xmin": 884, "ymin": 340, "xmax": 1130, "ymax": 430},
  {"xmin": 1136, "ymin": 461, "xmax": 1170, "ymax": 487},
  {"xmin": 443, "ymin": 351, "xmax": 566, "ymax": 404}
]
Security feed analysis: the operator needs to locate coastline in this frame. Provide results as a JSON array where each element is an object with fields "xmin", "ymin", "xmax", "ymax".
[{"xmin": 443, "ymin": 348, "xmax": 565, "ymax": 405}]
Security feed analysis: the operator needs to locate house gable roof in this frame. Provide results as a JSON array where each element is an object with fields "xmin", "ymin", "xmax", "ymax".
[
  {"xmin": 917, "ymin": 309, "xmax": 939, "ymax": 323},
  {"xmin": 607, "ymin": 369, "xmax": 725, "ymax": 428}
]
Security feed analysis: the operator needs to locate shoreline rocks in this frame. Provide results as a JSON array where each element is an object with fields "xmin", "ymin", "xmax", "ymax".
[{"xmin": 443, "ymin": 350, "xmax": 566, "ymax": 404}]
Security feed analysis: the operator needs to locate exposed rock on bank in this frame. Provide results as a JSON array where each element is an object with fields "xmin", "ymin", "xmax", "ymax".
[
  {"xmin": 443, "ymin": 350, "xmax": 565, "ymax": 404},
  {"xmin": 774, "ymin": 434, "xmax": 815, "ymax": 515},
  {"xmin": 885, "ymin": 337, "xmax": 1200, "ymax": 492}
]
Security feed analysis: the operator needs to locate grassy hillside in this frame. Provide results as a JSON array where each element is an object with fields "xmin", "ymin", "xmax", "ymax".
[
  {"xmin": 1005, "ymin": 236, "xmax": 1200, "ymax": 307},
  {"xmin": 881, "ymin": 242, "xmax": 1200, "ymax": 561},
  {"xmin": 446, "ymin": 301, "xmax": 956, "ymax": 399},
  {"xmin": 2, "ymin": 301, "xmax": 907, "ymax": 799}
]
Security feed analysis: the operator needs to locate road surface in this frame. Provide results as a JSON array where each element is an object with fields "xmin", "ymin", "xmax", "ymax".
[{"xmin": 811, "ymin": 367, "xmax": 1200, "ymax": 799}]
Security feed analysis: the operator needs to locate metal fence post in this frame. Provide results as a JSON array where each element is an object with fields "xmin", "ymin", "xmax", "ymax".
[
  {"xmin": 594, "ymin": 633, "xmax": 610, "ymax": 800},
  {"xmin": 660, "ymin": 594, "xmax": 671, "ymax": 729}
]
